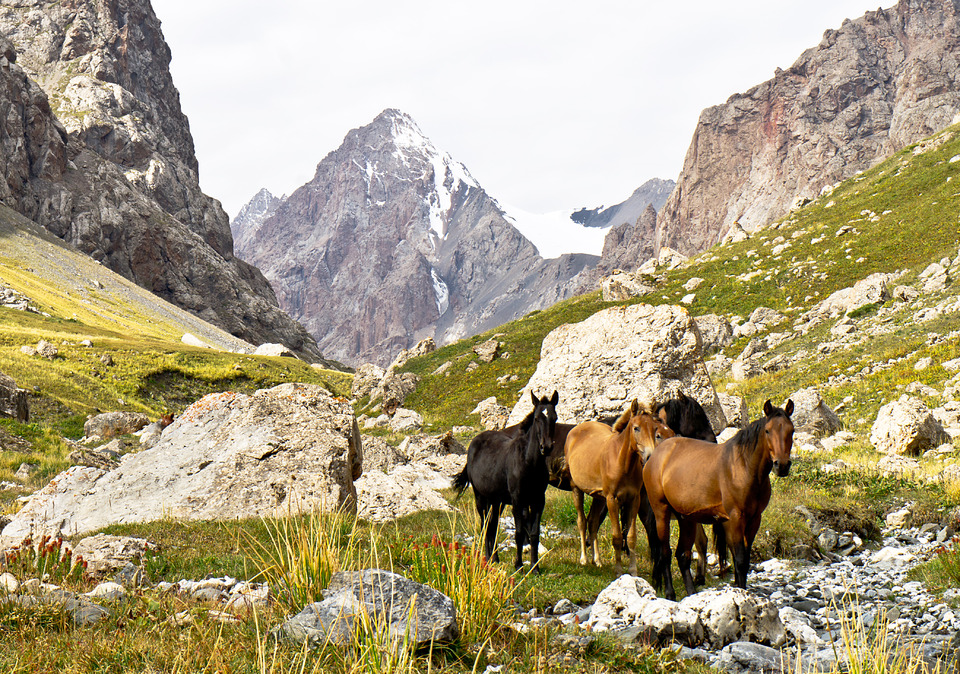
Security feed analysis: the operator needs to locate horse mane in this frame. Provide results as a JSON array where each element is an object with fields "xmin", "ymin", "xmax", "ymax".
[
  {"xmin": 612, "ymin": 406, "xmax": 633, "ymax": 433},
  {"xmin": 519, "ymin": 408, "xmax": 536, "ymax": 432},
  {"xmin": 730, "ymin": 403, "xmax": 790, "ymax": 459}
]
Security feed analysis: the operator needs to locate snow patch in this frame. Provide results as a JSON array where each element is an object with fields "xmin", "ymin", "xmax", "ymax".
[
  {"xmin": 431, "ymin": 268, "xmax": 449, "ymax": 315},
  {"xmin": 501, "ymin": 204, "xmax": 608, "ymax": 258}
]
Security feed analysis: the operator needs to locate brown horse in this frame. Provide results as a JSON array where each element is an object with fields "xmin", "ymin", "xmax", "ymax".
[
  {"xmin": 643, "ymin": 399, "xmax": 794, "ymax": 599},
  {"xmin": 565, "ymin": 400, "xmax": 675, "ymax": 576}
]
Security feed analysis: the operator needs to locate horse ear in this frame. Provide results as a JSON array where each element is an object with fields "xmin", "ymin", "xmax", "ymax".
[
  {"xmin": 785, "ymin": 399, "xmax": 794, "ymax": 417},
  {"xmin": 763, "ymin": 399, "xmax": 774, "ymax": 417},
  {"xmin": 678, "ymin": 391, "xmax": 688, "ymax": 402},
  {"xmin": 550, "ymin": 390, "xmax": 559, "ymax": 406},
  {"xmin": 630, "ymin": 398, "xmax": 640, "ymax": 415},
  {"xmin": 531, "ymin": 390, "xmax": 539, "ymax": 407}
]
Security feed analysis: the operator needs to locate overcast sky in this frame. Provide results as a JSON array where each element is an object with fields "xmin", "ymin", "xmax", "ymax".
[{"xmin": 152, "ymin": 1, "xmax": 895, "ymax": 228}]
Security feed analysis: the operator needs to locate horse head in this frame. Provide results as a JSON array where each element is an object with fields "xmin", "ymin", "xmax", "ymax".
[
  {"xmin": 631, "ymin": 402, "xmax": 675, "ymax": 461},
  {"xmin": 529, "ymin": 390, "xmax": 558, "ymax": 456},
  {"xmin": 656, "ymin": 392, "xmax": 717, "ymax": 442},
  {"xmin": 762, "ymin": 399, "xmax": 794, "ymax": 477}
]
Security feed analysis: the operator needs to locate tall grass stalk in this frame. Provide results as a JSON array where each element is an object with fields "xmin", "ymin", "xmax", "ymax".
[
  {"xmin": 815, "ymin": 597, "xmax": 940, "ymax": 674},
  {"xmin": 402, "ymin": 516, "xmax": 525, "ymax": 646},
  {"xmin": 245, "ymin": 505, "xmax": 362, "ymax": 611}
]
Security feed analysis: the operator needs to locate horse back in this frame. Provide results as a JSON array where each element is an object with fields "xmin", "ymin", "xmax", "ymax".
[{"xmin": 565, "ymin": 421, "xmax": 618, "ymax": 493}]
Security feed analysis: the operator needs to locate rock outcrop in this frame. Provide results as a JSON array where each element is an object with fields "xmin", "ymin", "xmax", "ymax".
[
  {"xmin": 871, "ymin": 395, "xmax": 951, "ymax": 455},
  {"xmin": 657, "ymin": 0, "xmax": 960, "ymax": 255},
  {"xmin": 507, "ymin": 303, "xmax": 725, "ymax": 430},
  {"xmin": 233, "ymin": 109, "xmax": 596, "ymax": 366},
  {"xmin": 0, "ymin": 384, "xmax": 361, "ymax": 546},
  {"xmin": 0, "ymin": 2, "xmax": 324, "ymax": 361}
]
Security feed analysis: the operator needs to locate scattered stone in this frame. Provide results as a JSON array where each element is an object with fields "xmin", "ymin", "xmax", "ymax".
[
  {"xmin": 351, "ymin": 364, "xmax": 386, "ymax": 399},
  {"xmin": 600, "ymin": 270, "xmax": 656, "ymax": 301},
  {"xmin": 388, "ymin": 408, "xmax": 423, "ymax": 433},
  {"xmin": 718, "ymin": 393, "xmax": 748, "ymax": 429},
  {"xmin": 471, "ymin": 397, "xmax": 510, "ymax": 430},
  {"xmin": 694, "ymin": 315, "xmax": 735, "ymax": 354},
  {"xmin": 871, "ymin": 395, "xmax": 951, "ymax": 456},
  {"xmin": 83, "ymin": 411, "xmax": 150, "ymax": 441},
  {"xmin": 0, "ymin": 373, "xmax": 29, "ymax": 423},
  {"xmin": 71, "ymin": 534, "xmax": 156, "ymax": 580},
  {"xmin": 84, "ymin": 582, "xmax": 127, "ymax": 602},
  {"xmin": 278, "ymin": 570, "xmax": 458, "ymax": 649},
  {"xmin": 788, "ymin": 388, "xmax": 843, "ymax": 438},
  {"xmin": 35, "ymin": 340, "xmax": 58, "ymax": 360},
  {"xmin": 473, "ymin": 339, "xmax": 501, "ymax": 363},
  {"xmin": 253, "ymin": 343, "xmax": 297, "ymax": 358}
]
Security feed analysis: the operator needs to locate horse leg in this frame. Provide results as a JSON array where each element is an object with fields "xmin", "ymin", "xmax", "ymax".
[
  {"xmin": 527, "ymin": 503, "xmax": 544, "ymax": 574},
  {"xmin": 693, "ymin": 524, "xmax": 708, "ymax": 586},
  {"xmin": 624, "ymin": 497, "xmax": 642, "ymax": 576},
  {"xmin": 639, "ymin": 490, "xmax": 660, "ymax": 581},
  {"xmin": 586, "ymin": 496, "xmax": 606, "ymax": 566},
  {"xmin": 714, "ymin": 523, "xmax": 729, "ymax": 577},
  {"xmin": 725, "ymin": 518, "xmax": 748, "ymax": 589},
  {"xmin": 573, "ymin": 488, "xmax": 590, "ymax": 566},
  {"xmin": 739, "ymin": 514, "xmax": 763, "ymax": 588},
  {"xmin": 513, "ymin": 503, "xmax": 527, "ymax": 571},
  {"xmin": 653, "ymin": 508, "xmax": 675, "ymax": 600},
  {"xmin": 606, "ymin": 494, "xmax": 624, "ymax": 575},
  {"xmin": 675, "ymin": 519, "xmax": 698, "ymax": 597}
]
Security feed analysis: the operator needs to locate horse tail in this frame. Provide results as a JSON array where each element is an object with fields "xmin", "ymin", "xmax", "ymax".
[
  {"xmin": 712, "ymin": 522, "xmax": 728, "ymax": 573},
  {"xmin": 452, "ymin": 466, "xmax": 471, "ymax": 499}
]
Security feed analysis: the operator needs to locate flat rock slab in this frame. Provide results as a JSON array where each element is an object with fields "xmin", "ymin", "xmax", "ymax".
[{"xmin": 1, "ymin": 384, "xmax": 361, "ymax": 546}]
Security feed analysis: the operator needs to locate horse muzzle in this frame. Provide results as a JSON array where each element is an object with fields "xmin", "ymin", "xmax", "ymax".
[{"xmin": 773, "ymin": 460, "xmax": 791, "ymax": 477}]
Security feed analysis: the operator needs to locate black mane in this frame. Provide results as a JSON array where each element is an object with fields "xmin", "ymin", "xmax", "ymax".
[{"xmin": 730, "ymin": 403, "xmax": 790, "ymax": 457}]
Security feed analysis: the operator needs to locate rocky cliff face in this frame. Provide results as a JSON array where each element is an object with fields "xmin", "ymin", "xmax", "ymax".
[
  {"xmin": 235, "ymin": 109, "xmax": 595, "ymax": 366},
  {"xmin": 0, "ymin": 0, "xmax": 324, "ymax": 362},
  {"xmin": 596, "ymin": 204, "xmax": 659, "ymax": 274},
  {"xmin": 657, "ymin": 0, "xmax": 960, "ymax": 256}
]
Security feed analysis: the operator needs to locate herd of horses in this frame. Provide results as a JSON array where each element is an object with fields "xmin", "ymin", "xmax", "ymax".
[{"xmin": 452, "ymin": 391, "xmax": 795, "ymax": 600}]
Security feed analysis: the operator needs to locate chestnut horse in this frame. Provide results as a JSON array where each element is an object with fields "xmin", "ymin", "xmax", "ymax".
[
  {"xmin": 644, "ymin": 399, "xmax": 794, "ymax": 599},
  {"xmin": 453, "ymin": 391, "xmax": 556, "ymax": 572},
  {"xmin": 565, "ymin": 400, "xmax": 675, "ymax": 576}
]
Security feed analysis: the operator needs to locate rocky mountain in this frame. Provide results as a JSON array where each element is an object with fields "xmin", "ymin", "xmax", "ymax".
[
  {"xmin": 234, "ymin": 109, "xmax": 596, "ymax": 366},
  {"xmin": 571, "ymin": 178, "xmax": 674, "ymax": 229},
  {"xmin": 657, "ymin": 0, "xmax": 960, "ymax": 256},
  {"xmin": 0, "ymin": 0, "xmax": 325, "ymax": 362},
  {"xmin": 231, "ymin": 188, "xmax": 282, "ymax": 254},
  {"xmin": 595, "ymin": 204, "xmax": 659, "ymax": 274}
]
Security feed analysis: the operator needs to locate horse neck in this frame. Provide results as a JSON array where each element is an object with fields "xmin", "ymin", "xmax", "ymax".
[
  {"xmin": 522, "ymin": 418, "xmax": 545, "ymax": 466},
  {"xmin": 730, "ymin": 427, "xmax": 772, "ymax": 484},
  {"xmin": 615, "ymin": 419, "xmax": 639, "ymax": 469}
]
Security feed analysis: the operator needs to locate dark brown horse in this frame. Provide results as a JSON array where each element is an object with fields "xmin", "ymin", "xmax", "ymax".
[
  {"xmin": 565, "ymin": 400, "xmax": 675, "ymax": 576},
  {"xmin": 643, "ymin": 399, "xmax": 794, "ymax": 599}
]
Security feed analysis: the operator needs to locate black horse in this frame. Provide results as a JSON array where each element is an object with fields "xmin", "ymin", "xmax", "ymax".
[
  {"xmin": 654, "ymin": 391, "xmax": 717, "ymax": 443},
  {"xmin": 453, "ymin": 391, "xmax": 556, "ymax": 572}
]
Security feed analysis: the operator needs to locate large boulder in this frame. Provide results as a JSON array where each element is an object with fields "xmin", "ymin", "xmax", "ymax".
[
  {"xmin": 0, "ymin": 372, "xmax": 28, "ymax": 422},
  {"xmin": 278, "ymin": 569, "xmax": 458, "ymax": 648},
  {"xmin": 798, "ymin": 273, "xmax": 898, "ymax": 329},
  {"xmin": 870, "ymin": 395, "xmax": 951, "ymax": 456},
  {"xmin": 507, "ymin": 304, "xmax": 725, "ymax": 430},
  {"xmin": 788, "ymin": 388, "xmax": 843, "ymax": 438},
  {"xmin": 1, "ymin": 384, "xmax": 362, "ymax": 546}
]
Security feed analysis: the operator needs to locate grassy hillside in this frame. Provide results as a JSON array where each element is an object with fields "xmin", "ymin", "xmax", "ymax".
[{"xmin": 0, "ymin": 207, "xmax": 350, "ymax": 494}]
